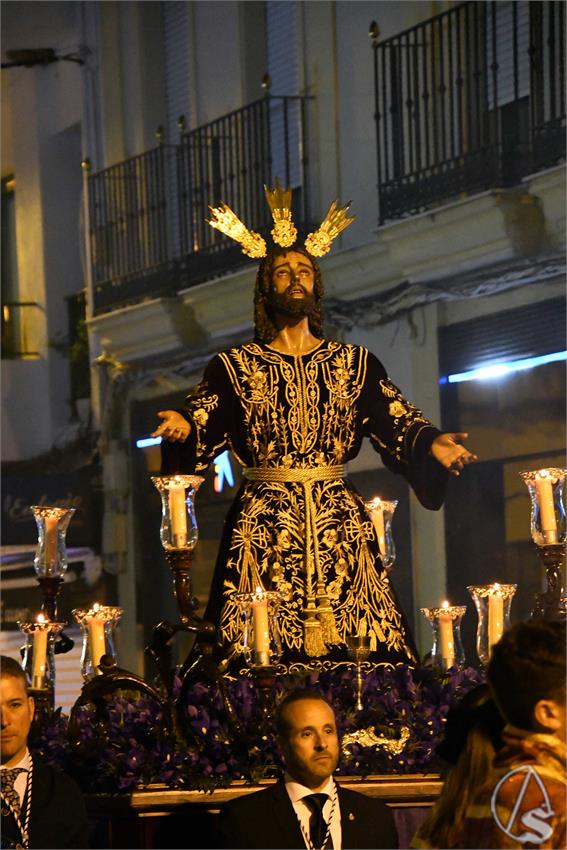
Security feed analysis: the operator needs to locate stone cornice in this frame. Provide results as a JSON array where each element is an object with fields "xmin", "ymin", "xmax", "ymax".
[
  {"xmin": 87, "ymin": 166, "xmax": 565, "ymax": 365},
  {"xmin": 324, "ymin": 251, "xmax": 566, "ymax": 330}
]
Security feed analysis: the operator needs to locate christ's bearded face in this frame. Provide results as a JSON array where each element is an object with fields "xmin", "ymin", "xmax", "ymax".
[{"xmin": 269, "ymin": 251, "xmax": 316, "ymax": 318}]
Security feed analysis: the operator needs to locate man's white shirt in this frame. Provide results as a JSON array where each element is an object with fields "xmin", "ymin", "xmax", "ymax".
[
  {"xmin": 284, "ymin": 773, "xmax": 341, "ymax": 850},
  {"xmin": 1, "ymin": 748, "xmax": 31, "ymax": 806}
]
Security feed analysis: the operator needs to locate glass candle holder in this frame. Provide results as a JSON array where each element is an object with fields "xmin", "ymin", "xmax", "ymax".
[
  {"xmin": 420, "ymin": 602, "xmax": 467, "ymax": 671},
  {"xmin": 19, "ymin": 616, "xmax": 65, "ymax": 690},
  {"xmin": 72, "ymin": 603, "xmax": 123, "ymax": 680},
  {"xmin": 364, "ymin": 497, "xmax": 398, "ymax": 569},
  {"xmin": 467, "ymin": 583, "xmax": 517, "ymax": 666},
  {"xmin": 31, "ymin": 506, "xmax": 76, "ymax": 577},
  {"xmin": 520, "ymin": 468, "xmax": 566, "ymax": 546},
  {"xmin": 151, "ymin": 475, "xmax": 204, "ymax": 551},
  {"xmin": 235, "ymin": 588, "xmax": 283, "ymax": 668}
]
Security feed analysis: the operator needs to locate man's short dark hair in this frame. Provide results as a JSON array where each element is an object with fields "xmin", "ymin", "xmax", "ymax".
[
  {"xmin": 0, "ymin": 655, "xmax": 29, "ymax": 692},
  {"xmin": 487, "ymin": 619, "xmax": 566, "ymax": 730},
  {"xmin": 275, "ymin": 688, "xmax": 335, "ymax": 739}
]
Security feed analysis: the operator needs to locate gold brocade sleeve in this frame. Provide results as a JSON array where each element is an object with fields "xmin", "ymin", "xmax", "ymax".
[
  {"xmin": 361, "ymin": 350, "xmax": 448, "ymax": 509},
  {"xmin": 182, "ymin": 355, "xmax": 235, "ymax": 473}
]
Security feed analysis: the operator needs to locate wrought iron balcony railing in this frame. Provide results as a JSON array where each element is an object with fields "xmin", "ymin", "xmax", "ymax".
[
  {"xmin": 87, "ymin": 95, "xmax": 312, "ymax": 315},
  {"xmin": 89, "ymin": 147, "xmax": 171, "ymax": 290},
  {"xmin": 371, "ymin": 1, "xmax": 565, "ymax": 223},
  {"xmin": 1, "ymin": 302, "xmax": 41, "ymax": 359}
]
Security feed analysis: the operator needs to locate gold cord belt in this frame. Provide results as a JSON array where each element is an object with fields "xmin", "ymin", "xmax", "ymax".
[
  {"xmin": 243, "ymin": 465, "xmax": 346, "ymax": 483},
  {"xmin": 242, "ymin": 464, "xmax": 346, "ymax": 656}
]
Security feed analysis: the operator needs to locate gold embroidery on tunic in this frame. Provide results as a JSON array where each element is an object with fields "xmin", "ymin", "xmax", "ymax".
[{"xmin": 190, "ymin": 343, "xmax": 422, "ymax": 667}]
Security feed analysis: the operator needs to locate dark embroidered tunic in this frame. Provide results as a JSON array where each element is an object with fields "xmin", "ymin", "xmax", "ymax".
[{"xmin": 163, "ymin": 340, "xmax": 448, "ymax": 672}]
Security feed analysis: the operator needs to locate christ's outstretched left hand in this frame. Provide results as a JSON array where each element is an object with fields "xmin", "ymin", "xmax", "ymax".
[{"xmin": 430, "ymin": 432, "xmax": 478, "ymax": 476}]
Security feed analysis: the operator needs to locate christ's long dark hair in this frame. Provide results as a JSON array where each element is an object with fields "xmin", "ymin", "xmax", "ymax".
[{"xmin": 253, "ymin": 246, "xmax": 325, "ymax": 343}]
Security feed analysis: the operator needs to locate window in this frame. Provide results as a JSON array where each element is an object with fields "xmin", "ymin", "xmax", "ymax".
[
  {"xmin": 1, "ymin": 176, "xmax": 18, "ymax": 300},
  {"xmin": 1, "ymin": 176, "xmax": 39, "ymax": 359}
]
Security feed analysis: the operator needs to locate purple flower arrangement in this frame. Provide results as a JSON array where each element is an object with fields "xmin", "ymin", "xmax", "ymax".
[{"xmin": 30, "ymin": 665, "xmax": 483, "ymax": 794}]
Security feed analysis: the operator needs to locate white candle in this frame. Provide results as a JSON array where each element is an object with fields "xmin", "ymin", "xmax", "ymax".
[
  {"xmin": 488, "ymin": 584, "xmax": 504, "ymax": 651},
  {"xmin": 438, "ymin": 601, "xmax": 455, "ymax": 669},
  {"xmin": 88, "ymin": 604, "xmax": 106, "ymax": 674},
  {"xmin": 44, "ymin": 515, "xmax": 58, "ymax": 572},
  {"xmin": 252, "ymin": 587, "xmax": 270, "ymax": 666},
  {"xmin": 369, "ymin": 498, "xmax": 386, "ymax": 557},
  {"xmin": 32, "ymin": 616, "xmax": 48, "ymax": 689},
  {"xmin": 168, "ymin": 483, "xmax": 188, "ymax": 547},
  {"xmin": 535, "ymin": 470, "xmax": 557, "ymax": 544}
]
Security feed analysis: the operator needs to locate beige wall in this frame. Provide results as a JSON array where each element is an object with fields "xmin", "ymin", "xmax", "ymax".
[{"xmin": 1, "ymin": 2, "xmax": 84, "ymax": 459}]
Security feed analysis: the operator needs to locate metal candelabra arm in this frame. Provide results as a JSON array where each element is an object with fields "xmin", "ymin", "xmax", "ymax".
[
  {"xmin": 54, "ymin": 631, "xmax": 75, "ymax": 654},
  {"xmin": 145, "ymin": 545, "xmax": 216, "ymax": 699},
  {"xmin": 177, "ymin": 640, "xmax": 247, "ymax": 743},
  {"xmin": 251, "ymin": 665, "xmax": 278, "ymax": 724},
  {"xmin": 36, "ymin": 576, "xmax": 64, "ymax": 621},
  {"xmin": 165, "ymin": 549, "xmax": 203, "ymax": 625},
  {"xmin": 532, "ymin": 544, "xmax": 565, "ymax": 620},
  {"xmin": 35, "ymin": 575, "xmax": 75, "ymax": 656},
  {"xmin": 68, "ymin": 655, "xmax": 173, "ymax": 743},
  {"xmin": 28, "ymin": 687, "xmax": 55, "ymax": 733}
]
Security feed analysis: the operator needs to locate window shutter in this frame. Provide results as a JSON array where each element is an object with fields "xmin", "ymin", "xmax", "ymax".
[
  {"xmin": 163, "ymin": 1, "xmax": 191, "ymax": 142},
  {"xmin": 162, "ymin": 2, "xmax": 191, "ymax": 257},
  {"xmin": 486, "ymin": 1, "xmax": 530, "ymax": 109},
  {"xmin": 438, "ymin": 297, "xmax": 566, "ymax": 376},
  {"xmin": 265, "ymin": 0, "xmax": 301, "ymax": 186}
]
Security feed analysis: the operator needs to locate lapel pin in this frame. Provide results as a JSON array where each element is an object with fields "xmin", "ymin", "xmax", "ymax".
[{"xmin": 349, "ymin": 812, "xmax": 355, "ymax": 821}]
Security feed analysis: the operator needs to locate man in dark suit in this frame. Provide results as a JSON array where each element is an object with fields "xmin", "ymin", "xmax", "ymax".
[
  {"xmin": 219, "ymin": 689, "xmax": 398, "ymax": 849},
  {"xmin": 0, "ymin": 655, "xmax": 89, "ymax": 849}
]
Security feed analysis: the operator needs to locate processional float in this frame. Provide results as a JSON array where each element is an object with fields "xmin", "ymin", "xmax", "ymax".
[{"xmin": 16, "ymin": 465, "xmax": 566, "ymax": 747}]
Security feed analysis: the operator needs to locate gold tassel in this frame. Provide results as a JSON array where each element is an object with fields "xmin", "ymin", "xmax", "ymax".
[
  {"xmin": 303, "ymin": 600, "xmax": 327, "ymax": 657},
  {"xmin": 316, "ymin": 582, "xmax": 341, "ymax": 645}
]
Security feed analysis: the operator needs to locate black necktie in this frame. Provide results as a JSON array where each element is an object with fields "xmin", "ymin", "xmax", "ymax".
[
  {"xmin": 1, "ymin": 768, "xmax": 25, "ymax": 818},
  {"xmin": 303, "ymin": 793, "xmax": 329, "ymax": 849}
]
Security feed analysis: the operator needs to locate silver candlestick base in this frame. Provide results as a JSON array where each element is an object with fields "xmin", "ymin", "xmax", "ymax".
[{"xmin": 346, "ymin": 635, "xmax": 372, "ymax": 711}]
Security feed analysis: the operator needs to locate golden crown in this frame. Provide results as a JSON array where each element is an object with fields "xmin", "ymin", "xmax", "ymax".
[{"xmin": 207, "ymin": 178, "xmax": 355, "ymax": 259}]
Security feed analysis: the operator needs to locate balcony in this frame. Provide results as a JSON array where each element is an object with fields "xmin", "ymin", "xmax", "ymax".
[
  {"xmin": 372, "ymin": 1, "xmax": 565, "ymax": 223},
  {"xmin": 87, "ymin": 95, "xmax": 312, "ymax": 315}
]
